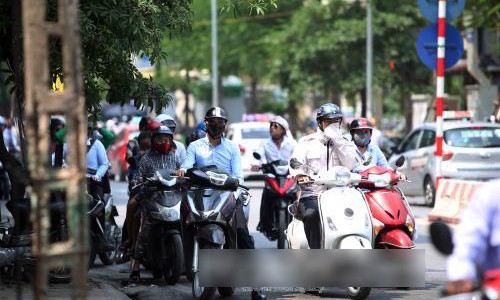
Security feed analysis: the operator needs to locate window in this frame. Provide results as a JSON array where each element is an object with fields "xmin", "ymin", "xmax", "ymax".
[
  {"xmin": 241, "ymin": 128, "xmax": 269, "ymax": 139},
  {"xmin": 419, "ymin": 130, "xmax": 436, "ymax": 148},
  {"xmin": 444, "ymin": 127, "xmax": 500, "ymax": 148},
  {"xmin": 400, "ymin": 131, "xmax": 421, "ymax": 153}
]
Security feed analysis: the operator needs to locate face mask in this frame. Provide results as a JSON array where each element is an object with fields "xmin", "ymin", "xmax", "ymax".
[
  {"xmin": 153, "ymin": 141, "xmax": 172, "ymax": 154},
  {"xmin": 206, "ymin": 121, "xmax": 225, "ymax": 139},
  {"xmin": 353, "ymin": 133, "xmax": 371, "ymax": 147}
]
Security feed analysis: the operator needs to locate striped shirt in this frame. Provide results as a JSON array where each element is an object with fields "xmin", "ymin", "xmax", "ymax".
[{"xmin": 131, "ymin": 149, "xmax": 179, "ymax": 187}]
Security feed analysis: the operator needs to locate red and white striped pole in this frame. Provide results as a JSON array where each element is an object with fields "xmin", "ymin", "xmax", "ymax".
[{"xmin": 435, "ymin": 0, "xmax": 447, "ymax": 189}]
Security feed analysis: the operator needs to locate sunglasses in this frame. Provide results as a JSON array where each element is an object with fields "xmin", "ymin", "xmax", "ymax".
[{"xmin": 270, "ymin": 123, "xmax": 283, "ymax": 130}]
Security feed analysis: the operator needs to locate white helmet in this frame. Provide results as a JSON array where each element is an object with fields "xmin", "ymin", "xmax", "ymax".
[
  {"xmin": 154, "ymin": 114, "xmax": 176, "ymax": 132},
  {"xmin": 271, "ymin": 116, "xmax": 289, "ymax": 132}
]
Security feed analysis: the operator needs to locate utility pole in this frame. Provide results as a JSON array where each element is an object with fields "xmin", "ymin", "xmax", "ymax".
[
  {"xmin": 211, "ymin": 0, "xmax": 219, "ymax": 107},
  {"xmin": 366, "ymin": 0, "xmax": 373, "ymax": 119}
]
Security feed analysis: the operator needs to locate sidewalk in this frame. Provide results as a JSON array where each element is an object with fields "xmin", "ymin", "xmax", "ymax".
[{"xmin": 0, "ymin": 278, "xmax": 130, "ymax": 300}]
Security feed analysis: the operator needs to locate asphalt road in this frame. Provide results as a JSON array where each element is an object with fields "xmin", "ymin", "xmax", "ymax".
[{"xmin": 87, "ymin": 180, "xmax": 448, "ymax": 300}]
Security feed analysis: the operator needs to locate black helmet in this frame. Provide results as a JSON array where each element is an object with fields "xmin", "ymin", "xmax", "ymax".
[
  {"xmin": 316, "ymin": 103, "xmax": 343, "ymax": 121},
  {"xmin": 152, "ymin": 125, "xmax": 173, "ymax": 140},
  {"xmin": 205, "ymin": 107, "xmax": 228, "ymax": 121},
  {"xmin": 349, "ymin": 118, "xmax": 373, "ymax": 132}
]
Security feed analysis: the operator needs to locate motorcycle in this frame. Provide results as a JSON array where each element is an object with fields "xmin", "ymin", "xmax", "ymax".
[
  {"xmin": 252, "ymin": 152, "xmax": 298, "ymax": 248},
  {"xmin": 430, "ymin": 221, "xmax": 500, "ymax": 299},
  {"xmin": 182, "ymin": 166, "xmax": 250, "ymax": 300},
  {"xmin": 286, "ymin": 158, "xmax": 372, "ymax": 300},
  {"xmin": 87, "ymin": 192, "xmax": 121, "ymax": 267},
  {"xmin": 131, "ymin": 168, "xmax": 185, "ymax": 285},
  {"xmin": 357, "ymin": 156, "xmax": 416, "ymax": 249},
  {"xmin": 0, "ymin": 192, "xmax": 71, "ymax": 283}
]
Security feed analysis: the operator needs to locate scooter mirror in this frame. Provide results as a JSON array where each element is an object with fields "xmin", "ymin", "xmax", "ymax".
[
  {"xmin": 395, "ymin": 156, "xmax": 405, "ymax": 168},
  {"xmin": 253, "ymin": 152, "xmax": 261, "ymax": 160},
  {"xmin": 429, "ymin": 221, "xmax": 454, "ymax": 256},
  {"xmin": 289, "ymin": 158, "xmax": 303, "ymax": 170}
]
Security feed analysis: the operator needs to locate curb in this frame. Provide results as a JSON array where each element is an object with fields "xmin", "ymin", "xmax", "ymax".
[{"xmin": 89, "ymin": 278, "xmax": 132, "ymax": 300}]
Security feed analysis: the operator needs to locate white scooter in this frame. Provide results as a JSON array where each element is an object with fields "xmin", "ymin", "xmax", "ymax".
[{"xmin": 286, "ymin": 159, "xmax": 373, "ymax": 300}]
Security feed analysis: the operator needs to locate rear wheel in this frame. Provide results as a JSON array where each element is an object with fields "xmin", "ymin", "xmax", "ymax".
[
  {"xmin": 99, "ymin": 221, "xmax": 121, "ymax": 265},
  {"xmin": 163, "ymin": 234, "xmax": 183, "ymax": 285},
  {"xmin": 48, "ymin": 224, "xmax": 72, "ymax": 283},
  {"xmin": 346, "ymin": 287, "xmax": 371, "ymax": 300},
  {"xmin": 424, "ymin": 177, "xmax": 435, "ymax": 207},
  {"xmin": 277, "ymin": 209, "xmax": 287, "ymax": 249}
]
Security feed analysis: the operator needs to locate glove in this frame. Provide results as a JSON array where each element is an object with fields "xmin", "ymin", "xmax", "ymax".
[{"xmin": 323, "ymin": 123, "xmax": 342, "ymax": 140}]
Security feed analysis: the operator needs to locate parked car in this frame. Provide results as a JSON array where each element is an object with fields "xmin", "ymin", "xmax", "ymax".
[
  {"xmin": 226, "ymin": 122, "xmax": 270, "ymax": 179},
  {"xmin": 107, "ymin": 124, "xmax": 139, "ymax": 181},
  {"xmin": 388, "ymin": 122, "xmax": 500, "ymax": 207}
]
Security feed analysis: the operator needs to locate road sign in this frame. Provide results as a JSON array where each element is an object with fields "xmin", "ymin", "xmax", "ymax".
[
  {"xmin": 418, "ymin": 0, "xmax": 466, "ymax": 23},
  {"xmin": 416, "ymin": 23, "xmax": 464, "ymax": 70}
]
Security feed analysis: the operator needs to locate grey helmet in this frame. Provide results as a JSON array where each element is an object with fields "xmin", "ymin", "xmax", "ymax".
[{"xmin": 316, "ymin": 103, "xmax": 343, "ymax": 121}]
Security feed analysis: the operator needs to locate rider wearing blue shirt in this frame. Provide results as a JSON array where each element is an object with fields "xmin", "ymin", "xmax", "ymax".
[
  {"xmin": 180, "ymin": 135, "xmax": 242, "ymax": 182},
  {"xmin": 349, "ymin": 118, "xmax": 389, "ymax": 171},
  {"xmin": 176, "ymin": 107, "xmax": 266, "ymax": 300}
]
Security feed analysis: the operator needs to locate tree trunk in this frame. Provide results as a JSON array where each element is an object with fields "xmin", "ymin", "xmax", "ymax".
[
  {"xmin": 247, "ymin": 77, "xmax": 258, "ymax": 113},
  {"xmin": 360, "ymin": 88, "xmax": 367, "ymax": 117},
  {"xmin": 286, "ymin": 100, "xmax": 299, "ymax": 137},
  {"xmin": 0, "ymin": 0, "xmax": 32, "ymax": 236},
  {"xmin": 217, "ymin": 76, "xmax": 223, "ymax": 106},
  {"xmin": 11, "ymin": 0, "xmax": 27, "ymax": 166},
  {"xmin": 184, "ymin": 69, "xmax": 191, "ymax": 127}
]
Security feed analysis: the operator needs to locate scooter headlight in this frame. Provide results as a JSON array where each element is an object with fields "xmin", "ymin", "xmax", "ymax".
[
  {"xmin": 274, "ymin": 165, "xmax": 289, "ymax": 176},
  {"xmin": 367, "ymin": 173, "xmax": 391, "ymax": 187},
  {"xmin": 372, "ymin": 217, "xmax": 385, "ymax": 237},
  {"xmin": 334, "ymin": 167, "xmax": 351, "ymax": 186},
  {"xmin": 406, "ymin": 214, "xmax": 415, "ymax": 237},
  {"xmin": 206, "ymin": 171, "xmax": 229, "ymax": 186}
]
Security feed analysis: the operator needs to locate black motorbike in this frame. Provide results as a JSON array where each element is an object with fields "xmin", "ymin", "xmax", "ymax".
[
  {"xmin": 87, "ymin": 193, "xmax": 121, "ymax": 268},
  {"xmin": 132, "ymin": 169, "xmax": 185, "ymax": 285},
  {"xmin": 0, "ymin": 192, "xmax": 72, "ymax": 283},
  {"xmin": 182, "ymin": 166, "xmax": 250, "ymax": 300},
  {"xmin": 253, "ymin": 152, "xmax": 298, "ymax": 249}
]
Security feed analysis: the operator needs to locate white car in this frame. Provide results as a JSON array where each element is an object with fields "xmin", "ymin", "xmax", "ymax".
[
  {"xmin": 388, "ymin": 122, "xmax": 500, "ymax": 207},
  {"xmin": 226, "ymin": 122, "xmax": 270, "ymax": 179}
]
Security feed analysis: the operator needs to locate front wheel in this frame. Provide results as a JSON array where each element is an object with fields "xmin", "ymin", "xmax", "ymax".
[
  {"xmin": 346, "ymin": 287, "xmax": 371, "ymax": 300},
  {"xmin": 277, "ymin": 209, "xmax": 287, "ymax": 249},
  {"xmin": 192, "ymin": 243, "xmax": 218, "ymax": 300},
  {"xmin": 99, "ymin": 221, "xmax": 121, "ymax": 265},
  {"xmin": 164, "ymin": 234, "xmax": 183, "ymax": 285}
]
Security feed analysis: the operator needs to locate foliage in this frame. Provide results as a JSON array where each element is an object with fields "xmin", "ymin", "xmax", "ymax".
[{"xmin": 461, "ymin": 0, "xmax": 499, "ymax": 30}]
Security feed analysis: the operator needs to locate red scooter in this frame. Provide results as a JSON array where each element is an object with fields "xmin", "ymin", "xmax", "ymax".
[
  {"xmin": 253, "ymin": 152, "xmax": 298, "ymax": 249},
  {"xmin": 357, "ymin": 156, "xmax": 416, "ymax": 249}
]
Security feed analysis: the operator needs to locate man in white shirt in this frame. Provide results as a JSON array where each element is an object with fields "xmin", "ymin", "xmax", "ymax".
[{"xmin": 252, "ymin": 116, "xmax": 297, "ymax": 239}]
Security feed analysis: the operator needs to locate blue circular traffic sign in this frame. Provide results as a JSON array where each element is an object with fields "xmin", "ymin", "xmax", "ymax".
[
  {"xmin": 418, "ymin": 0, "xmax": 466, "ymax": 23},
  {"xmin": 416, "ymin": 24, "xmax": 464, "ymax": 70}
]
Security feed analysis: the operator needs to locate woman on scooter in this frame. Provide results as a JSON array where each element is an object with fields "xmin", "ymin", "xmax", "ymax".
[{"xmin": 128, "ymin": 125, "xmax": 180, "ymax": 284}]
